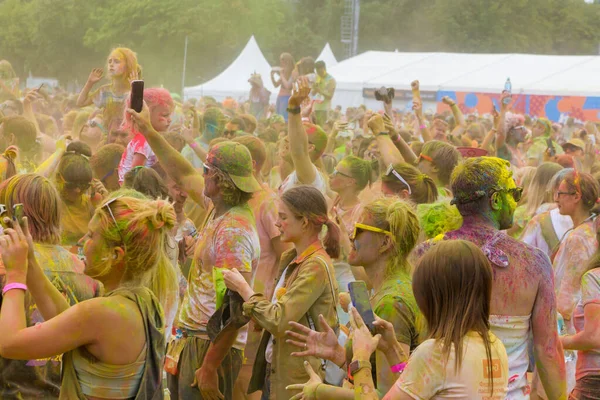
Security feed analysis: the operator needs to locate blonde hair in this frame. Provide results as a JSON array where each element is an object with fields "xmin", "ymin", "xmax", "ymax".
[
  {"xmin": 362, "ymin": 198, "xmax": 420, "ymax": 276},
  {"xmin": 91, "ymin": 196, "xmax": 177, "ymax": 309},
  {"xmin": 109, "ymin": 47, "xmax": 140, "ymax": 82}
]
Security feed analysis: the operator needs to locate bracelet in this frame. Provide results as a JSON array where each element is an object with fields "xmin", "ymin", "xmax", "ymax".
[
  {"xmin": 189, "ymin": 141, "xmax": 198, "ymax": 149},
  {"xmin": 419, "ymin": 124, "xmax": 427, "ymax": 130},
  {"xmin": 376, "ymin": 131, "xmax": 389, "ymax": 136},
  {"xmin": 2, "ymin": 282, "xmax": 27, "ymax": 296},
  {"xmin": 287, "ymin": 106, "xmax": 301, "ymax": 115},
  {"xmin": 390, "ymin": 362, "xmax": 407, "ymax": 374}
]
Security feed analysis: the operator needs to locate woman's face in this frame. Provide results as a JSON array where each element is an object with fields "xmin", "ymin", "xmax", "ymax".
[
  {"xmin": 109, "ymin": 129, "xmax": 134, "ymax": 147},
  {"xmin": 532, "ymin": 122, "xmax": 546, "ymax": 138},
  {"xmin": 554, "ymin": 180, "xmax": 581, "ymax": 216},
  {"xmin": 59, "ymin": 175, "xmax": 91, "ymax": 203},
  {"xmin": 82, "ymin": 217, "xmax": 108, "ymax": 277},
  {"xmin": 275, "ymin": 200, "xmax": 305, "ymax": 243},
  {"xmin": 348, "ymin": 214, "xmax": 386, "ymax": 268},
  {"xmin": 150, "ymin": 104, "xmax": 173, "ymax": 133},
  {"xmin": 107, "ymin": 51, "xmax": 126, "ymax": 78},
  {"xmin": 167, "ymin": 177, "xmax": 188, "ymax": 215},
  {"xmin": 81, "ymin": 117, "xmax": 105, "ymax": 151}
]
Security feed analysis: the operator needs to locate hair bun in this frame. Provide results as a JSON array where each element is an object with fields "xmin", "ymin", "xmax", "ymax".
[
  {"xmin": 66, "ymin": 141, "xmax": 92, "ymax": 158},
  {"xmin": 146, "ymin": 199, "xmax": 176, "ymax": 231}
]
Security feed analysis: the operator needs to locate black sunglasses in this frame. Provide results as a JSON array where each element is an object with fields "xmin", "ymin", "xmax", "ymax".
[{"xmin": 64, "ymin": 181, "xmax": 91, "ymax": 191}]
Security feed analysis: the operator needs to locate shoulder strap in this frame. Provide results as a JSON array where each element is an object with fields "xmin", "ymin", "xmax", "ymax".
[
  {"xmin": 539, "ymin": 212, "xmax": 560, "ymax": 256},
  {"xmin": 306, "ymin": 256, "xmax": 339, "ymax": 329}
]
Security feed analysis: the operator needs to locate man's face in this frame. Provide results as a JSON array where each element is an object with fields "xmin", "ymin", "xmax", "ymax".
[
  {"xmin": 316, "ymin": 67, "xmax": 326, "ymax": 78},
  {"xmin": 495, "ymin": 176, "xmax": 518, "ymax": 230},
  {"xmin": 109, "ymin": 129, "xmax": 134, "ymax": 147},
  {"xmin": 224, "ymin": 122, "xmax": 239, "ymax": 139}
]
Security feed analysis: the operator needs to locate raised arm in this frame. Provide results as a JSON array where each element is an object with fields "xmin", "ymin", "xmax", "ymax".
[
  {"xmin": 76, "ymin": 68, "xmax": 103, "ymax": 108},
  {"xmin": 127, "ymin": 106, "xmax": 206, "ymax": 206},
  {"xmin": 531, "ymin": 254, "xmax": 567, "ymax": 399},
  {"xmin": 413, "ymin": 100, "xmax": 432, "ymax": 143},
  {"xmin": 384, "ymin": 114, "xmax": 417, "ymax": 164},
  {"xmin": 288, "ymin": 77, "xmax": 317, "ymax": 184},
  {"xmin": 270, "ymin": 70, "xmax": 282, "ymax": 88},
  {"xmin": 35, "ymin": 135, "xmax": 69, "ymax": 178},
  {"xmin": 368, "ymin": 114, "xmax": 404, "ymax": 166},
  {"xmin": 495, "ymin": 93, "xmax": 510, "ymax": 150}
]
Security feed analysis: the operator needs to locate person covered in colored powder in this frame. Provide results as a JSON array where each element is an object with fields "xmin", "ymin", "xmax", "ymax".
[
  {"xmin": 0, "ymin": 193, "xmax": 177, "ymax": 399},
  {"xmin": 76, "ymin": 47, "xmax": 140, "ymax": 131},
  {"xmin": 118, "ymin": 87, "xmax": 174, "ymax": 183},
  {"xmin": 127, "ymin": 104, "xmax": 261, "ymax": 400},
  {"xmin": 271, "ymin": 52, "xmax": 297, "ymax": 121},
  {"xmin": 221, "ymin": 185, "xmax": 340, "ymax": 400},
  {"xmin": 0, "ymin": 173, "xmax": 100, "ymax": 399},
  {"xmin": 526, "ymin": 117, "xmax": 564, "ymax": 167},
  {"xmin": 286, "ymin": 198, "xmax": 425, "ymax": 396},
  {"xmin": 561, "ymin": 240, "xmax": 600, "ymax": 399},
  {"xmin": 279, "ymin": 77, "xmax": 329, "ymax": 197},
  {"xmin": 413, "ymin": 156, "xmax": 566, "ymax": 399},
  {"xmin": 312, "ymin": 61, "xmax": 336, "ymax": 127},
  {"xmin": 288, "ymin": 240, "xmax": 509, "ymax": 400}
]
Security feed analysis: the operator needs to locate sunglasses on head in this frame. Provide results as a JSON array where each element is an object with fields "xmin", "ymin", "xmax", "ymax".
[
  {"xmin": 351, "ymin": 223, "xmax": 392, "ymax": 240},
  {"xmin": 418, "ymin": 153, "xmax": 434, "ymax": 164},
  {"xmin": 385, "ymin": 164, "xmax": 412, "ymax": 194},
  {"xmin": 103, "ymin": 195, "xmax": 125, "ymax": 246}
]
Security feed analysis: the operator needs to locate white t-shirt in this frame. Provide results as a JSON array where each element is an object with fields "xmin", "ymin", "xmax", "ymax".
[
  {"xmin": 396, "ymin": 331, "xmax": 509, "ymax": 400},
  {"xmin": 279, "ymin": 164, "xmax": 328, "ymax": 196}
]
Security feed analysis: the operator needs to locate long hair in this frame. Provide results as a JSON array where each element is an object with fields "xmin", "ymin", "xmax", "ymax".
[
  {"xmin": 524, "ymin": 162, "xmax": 563, "ymax": 215},
  {"xmin": 362, "ymin": 198, "xmax": 420, "ymax": 276},
  {"xmin": 421, "ymin": 140, "xmax": 461, "ymax": 186},
  {"xmin": 57, "ymin": 141, "xmax": 93, "ymax": 186},
  {"xmin": 413, "ymin": 240, "xmax": 495, "ymax": 394},
  {"xmin": 109, "ymin": 47, "xmax": 140, "ymax": 82},
  {"xmin": 560, "ymin": 169, "xmax": 600, "ymax": 212},
  {"xmin": 382, "ymin": 162, "xmax": 438, "ymax": 205},
  {"xmin": 91, "ymin": 196, "xmax": 177, "ymax": 311},
  {"xmin": 282, "ymin": 185, "xmax": 340, "ymax": 258},
  {"xmin": 0, "ymin": 174, "xmax": 61, "ymax": 244}
]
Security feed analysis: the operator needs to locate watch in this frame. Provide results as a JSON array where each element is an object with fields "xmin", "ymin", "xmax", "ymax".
[
  {"xmin": 287, "ymin": 106, "xmax": 301, "ymax": 115},
  {"xmin": 349, "ymin": 359, "xmax": 372, "ymax": 377}
]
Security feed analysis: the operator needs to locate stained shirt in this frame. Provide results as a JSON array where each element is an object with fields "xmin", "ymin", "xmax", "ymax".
[
  {"xmin": 553, "ymin": 219, "xmax": 597, "ymax": 324},
  {"xmin": 177, "ymin": 203, "xmax": 260, "ymax": 350},
  {"xmin": 0, "ymin": 243, "xmax": 100, "ymax": 399},
  {"xmin": 573, "ymin": 268, "xmax": 600, "ymax": 380},
  {"xmin": 396, "ymin": 332, "xmax": 509, "ymax": 399},
  {"xmin": 117, "ymin": 133, "xmax": 157, "ymax": 183}
]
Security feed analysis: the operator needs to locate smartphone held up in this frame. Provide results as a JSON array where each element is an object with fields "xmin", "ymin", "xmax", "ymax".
[{"xmin": 130, "ymin": 80, "xmax": 144, "ymax": 113}]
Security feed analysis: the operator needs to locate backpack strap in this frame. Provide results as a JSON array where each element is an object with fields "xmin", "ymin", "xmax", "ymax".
[{"xmin": 540, "ymin": 212, "xmax": 560, "ymax": 259}]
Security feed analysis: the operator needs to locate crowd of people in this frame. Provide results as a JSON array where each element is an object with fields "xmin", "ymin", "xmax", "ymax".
[{"xmin": 0, "ymin": 45, "xmax": 598, "ymax": 400}]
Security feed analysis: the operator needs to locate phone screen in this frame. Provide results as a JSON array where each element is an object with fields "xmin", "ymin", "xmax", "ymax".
[
  {"xmin": 348, "ymin": 281, "xmax": 376, "ymax": 333},
  {"xmin": 130, "ymin": 80, "xmax": 144, "ymax": 113}
]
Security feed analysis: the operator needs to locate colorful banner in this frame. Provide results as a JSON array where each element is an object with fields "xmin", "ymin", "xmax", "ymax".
[{"xmin": 436, "ymin": 91, "xmax": 600, "ymax": 122}]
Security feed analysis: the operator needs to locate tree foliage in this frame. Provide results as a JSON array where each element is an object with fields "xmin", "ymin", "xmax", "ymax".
[{"xmin": 1, "ymin": 0, "xmax": 599, "ymax": 92}]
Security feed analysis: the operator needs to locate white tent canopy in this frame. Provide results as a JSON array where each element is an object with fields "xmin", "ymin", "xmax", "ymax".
[
  {"xmin": 325, "ymin": 51, "xmax": 600, "ymax": 109},
  {"xmin": 184, "ymin": 36, "xmax": 276, "ymax": 102},
  {"xmin": 316, "ymin": 43, "xmax": 338, "ymax": 67}
]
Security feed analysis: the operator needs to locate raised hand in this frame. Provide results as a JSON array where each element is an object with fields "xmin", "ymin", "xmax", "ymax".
[
  {"xmin": 349, "ymin": 307, "xmax": 380, "ymax": 361},
  {"xmin": 441, "ymin": 96, "xmax": 456, "ymax": 106},
  {"xmin": 288, "ymin": 77, "xmax": 311, "ymax": 108},
  {"xmin": 126, "ymin": 103, "xmax": 153, "ymax": 136},
  {"xmin": 286, "ymin": 314, "xmax": 344, "ymax": 365},
  {"xmin": 87, "ymin": 68, "xmax": 104, "ymax": 85},
  {"xmin": 367, "ymin": 114, "xmax": 386, "ymax": 135},
  {"xmin": 0, "ymin": 217, "xmax": 31, "ymax": 284},
  {"xmin": 286, "ymin": 361, "xmax": 323, "ymax": 400}
]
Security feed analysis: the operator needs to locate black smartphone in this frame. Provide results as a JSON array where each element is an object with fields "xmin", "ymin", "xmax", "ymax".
[
  {"xmin": 12, "ymin": 204, "xmax": 24, "ymax": 226},
  {"xmin": 130, "ymin": 80, "xmax": 144, "ymax": 113},
  {"xmin": 546, "ymin": 137, "xmax": 556, "ymax": 157},
  {"xmin": 348, "ymin": 281, "xmax": 376, "ymax": 333},
  {"xmin": 37, "ymin": 83, "xmax": 45, "ymax": 92}
]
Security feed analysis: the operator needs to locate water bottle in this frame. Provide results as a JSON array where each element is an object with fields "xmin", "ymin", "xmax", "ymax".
[
  {"xmin": 503, "ymin": 78, "xmax": 512, "ymax": 105},
  {"xmin": 557, "ymin": 313, "xmax": 576, "ymax": 362}
]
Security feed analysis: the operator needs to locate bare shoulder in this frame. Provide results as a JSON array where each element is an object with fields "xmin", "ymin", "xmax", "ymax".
[{"xmin": 501, "ymin": 234, "xmax": 552, "ymax": 275}]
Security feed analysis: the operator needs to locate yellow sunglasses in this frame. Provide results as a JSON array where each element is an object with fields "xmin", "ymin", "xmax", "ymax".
[{"xmin": 351, "ymin": 223, "xmax": 392, "ymax": 240}]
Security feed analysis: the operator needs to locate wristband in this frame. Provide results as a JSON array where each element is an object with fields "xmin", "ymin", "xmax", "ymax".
[
  {"xmin": 189, "ymin": 141, "xmax": 198, "ymax": 149},
  {"xmin": 376, "ymin": 131, "xmax": 389, "ymax": 136},
  {"xmin": 390, "ymin": 362, "xmax": 407, "ymax": 374},
  {"xmin": 419, "ymin": 124, "xmax": 427, "ymax": 130},
  {"xmin": 2, "ymin": 282, "xmax": 27, "ymax": 296},
  {"xmin": 287, "ymin": 106, "xmax": 301, "ymax": 115}
]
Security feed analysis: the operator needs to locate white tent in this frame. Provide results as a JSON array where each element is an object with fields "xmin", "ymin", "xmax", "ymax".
[
  {"xmin": 184, "ymin": 36, "xmax": 276, "ymax": 102},
  {"xmin": 316, "ymin": 43, "xmax": 338, "ymax": 67}
]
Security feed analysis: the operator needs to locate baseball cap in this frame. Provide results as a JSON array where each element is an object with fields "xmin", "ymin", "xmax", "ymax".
[
  {"xmin": 206, "ymin": 141, "xmax": 262, "ymax": 193},
  {"xmin": 562, "ymin": 138, "xmax": 585, "ymax": 151}
]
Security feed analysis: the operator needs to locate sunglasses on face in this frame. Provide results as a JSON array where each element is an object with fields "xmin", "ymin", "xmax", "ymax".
[
  {"xmin": 64, "ymin": 181, "xmax": 91, "ymax": 191},
  {"xmin": 491, "ymin": 186, "xmax": 523, "ymax": 202},
  {"xmin": 87, "ymin": 120, "xmax": 107, "ymax": 133},
  {"xmin": 223, "ymin": 130, "xmax": 236, "ymax": 137},
  {"xmin": 331, "ymin": 169, "xmax": 353, "ymax": 179},
  {"xmin": 351, "ymin": 223, "xmax": 392, "ymax": 241}
]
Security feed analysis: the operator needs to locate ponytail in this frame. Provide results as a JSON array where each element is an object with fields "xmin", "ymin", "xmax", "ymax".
[{"xmin": 323, "ymin": 219, "xmax": 341, "ymax": 259}]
